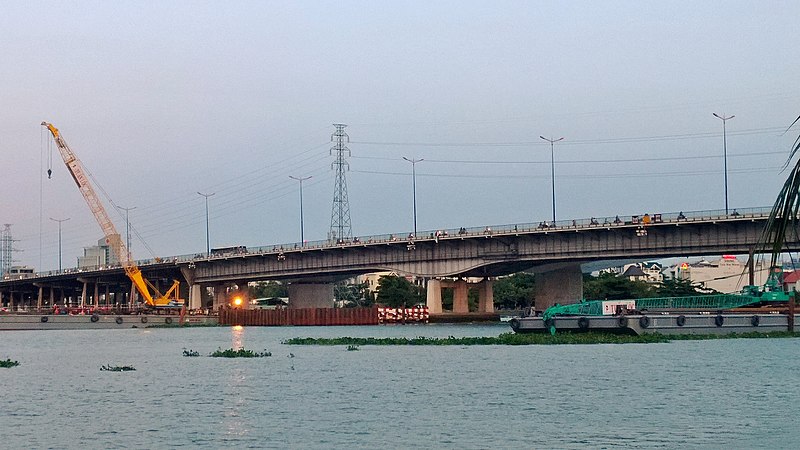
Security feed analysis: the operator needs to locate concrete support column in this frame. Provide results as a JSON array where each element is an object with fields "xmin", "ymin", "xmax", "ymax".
[
  {"xmin": 105, "ymin": 285, "xmax": 110, "ymax": 306},
  {"xmin": 9, "ymin": 291, "xmax": 14, "ymax": 310},
  {"xmin": 189, "ymin": 284, "xmax": 202, "ymax": 310},
  {"xmin": 287, "ymin": 283, "xmax": 334, "ymax": 309},
  {"xmin": 37, "ymin": 286, "xmax": 44, "ymax": 310},
  {"xmin": 453, "ymin": 279, "xmax": 469, "ymax": 313},
  {"xmin": 130, "ymin": 281, "xmax": 138, "ymax": 307},
  {"xmin": 534, "ymin": 263, "xmax": 583, "ymax": 311},
  {"xmin": 213, "ymin": 285, "xmax": 227, "ymax": 311},
  {"xmin": 93, "ymin": 282, "xmax": 100, "ymax": 307},
  {"xmin": 478, "ymin": 279, "xmax": 494, "ymax": 313},
  {"xmin": 80, "ymin": 281, "xmax": 88, "ymax": 308},
  {"xmin": 49, "ymin": 287, "xmax": 55, "ymax": 307},
  {"xmin": 426, "ymin": 278, "xmax": 443, "ymax": 314}
]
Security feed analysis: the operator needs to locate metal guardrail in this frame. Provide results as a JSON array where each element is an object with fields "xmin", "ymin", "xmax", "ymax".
[{"xmin": 19, "ymin": 206, "xmax": 773, "ymax": 279}]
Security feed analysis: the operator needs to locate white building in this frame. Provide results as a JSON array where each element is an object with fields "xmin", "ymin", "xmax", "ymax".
[
  {"xmin": 669, "ymin": 256, "xmax": 770, "ymax": 293},
  {"xmin": 77, "ymin": 237, "xmax": 120, "ymax": 269}
]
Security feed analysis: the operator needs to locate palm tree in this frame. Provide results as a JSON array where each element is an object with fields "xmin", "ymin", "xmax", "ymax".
[{"xmin": 757, "ymin": 116, "xmax": 800, "ymax": 269}]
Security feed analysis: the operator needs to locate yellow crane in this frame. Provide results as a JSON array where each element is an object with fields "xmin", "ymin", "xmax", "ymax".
[{"xmin": 42, "ymin": 122, "xmax": 182, "ymax": 308}]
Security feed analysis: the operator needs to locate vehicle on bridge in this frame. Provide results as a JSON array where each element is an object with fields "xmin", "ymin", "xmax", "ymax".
[{"xmin": 42, "ymin": 122, "xmax": 184, "ymax": 309}]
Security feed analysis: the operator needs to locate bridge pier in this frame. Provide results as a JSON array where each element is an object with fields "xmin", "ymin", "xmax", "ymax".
[
  {"xmin": 288, "ymin": 283, "xmax": 334, "ymax": 308},
  {"xmin": 453, "ymin": 279, "xmax": 469, "ymax": 313},
  {"xmin": 213, "ymin": 284, "xmax": 227, "ymax": 310},
  {"xmin": 426, "ymin": 279, "xmax": 443, "ymax": 314},
  {"xmin": 533, "ymin": 263, "xmax": 583, "ymax": 311},
  {"xmin": 189, "ymin": 284, "xmax": 203, "ymax": 310},
  {"xmin": 478, "ymin": 279, "xmax": 494, "ymax": 313}
]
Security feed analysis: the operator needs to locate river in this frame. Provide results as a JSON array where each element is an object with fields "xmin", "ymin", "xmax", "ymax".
[{"xmin": 1, "ymin": 324, "xmax": 798, "ymax": 449}]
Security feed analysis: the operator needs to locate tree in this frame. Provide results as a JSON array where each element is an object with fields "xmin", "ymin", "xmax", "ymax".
[
  {"xmin": 583, "ymin": 273, "xmax": 654, "ymax": 300},
  {"xmin": 335, "ymin": 281, "xmax": 374, "ymax": 307},
  {"xmin": 375, "ymin": 275, "xmax": 424, "ymax": 308},
  {"xmin": 493, "ymin": 273, "xmax": 535, "ymax": 309},
  {"xmin": 250, "ymin": 281, "xmax": 288, "ymax": 299}
]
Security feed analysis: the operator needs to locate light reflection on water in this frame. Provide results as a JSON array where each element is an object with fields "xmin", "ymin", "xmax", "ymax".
[{"xmin": 1, "ymin": 324, "xmax": 799, "ymax": 449}]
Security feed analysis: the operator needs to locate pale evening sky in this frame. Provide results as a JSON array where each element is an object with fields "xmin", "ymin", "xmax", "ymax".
[{"xmin": 1, "ymin": 1, "xmax": 799, "ymax": 271}]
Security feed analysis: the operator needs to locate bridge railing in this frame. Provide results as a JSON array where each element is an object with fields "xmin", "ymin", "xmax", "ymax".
[{"xmin": 23, "ymin": 206, "xmax": 774, "ymax": 277}]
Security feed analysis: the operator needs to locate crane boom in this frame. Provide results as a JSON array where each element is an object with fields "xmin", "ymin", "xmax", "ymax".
[{"xmin": 42, "ymin": 122, "xmax": 179, "ymax": 307}]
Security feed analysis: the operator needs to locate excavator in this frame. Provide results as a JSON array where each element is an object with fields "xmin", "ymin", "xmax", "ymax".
[{"xmin": 42, "ymin": 122, "xmax": 183, "ymax": 308}]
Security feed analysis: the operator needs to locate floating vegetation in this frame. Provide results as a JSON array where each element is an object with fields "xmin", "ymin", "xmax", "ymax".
[
  {"xmin": 346, "ymin": 345, "xmax": 360, "ymax": 351},
  {"xmin": 0, "ymin": 358, "xmax": 20, "ymax": 368},
  {"xmin": 182, "ymin": 349, "xmax": 200, "ymax": 357},
  {"xmin": 101, "ymin": 364, "xmax": 136, "ymax": 372},
  {"xmin": 210, "ymin": 348, "xmax": 272, "ymax": 358},
  {"xmin": 283, "ymin": 331, "xmax": 800, "ymax": 346}
]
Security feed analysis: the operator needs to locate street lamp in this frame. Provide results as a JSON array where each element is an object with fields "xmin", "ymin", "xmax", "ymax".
[
  {"xmin": 289, "ymin": 176, "xmax": 312, "ymax": 246},
  {"xmin": 539, "ymin": 136, "xmax": 564, "ymax": 223},
  {"xmin": 114, "ymin": 204, "xmax": 136, "ymax": 260},
  {"xmin": 197, "ymin": 192, "xmax": 215, "ymax": 255},
  {"xmin": 402, "ymin": 157, "xmax": 424, "ymax": 237},
  {"xmin": 50, "ymin": 217, "xmax": 69, "ymax": 271},
  {"xmin": 713, "ymin": 113, "xmax": 735, "ymax": 214}
]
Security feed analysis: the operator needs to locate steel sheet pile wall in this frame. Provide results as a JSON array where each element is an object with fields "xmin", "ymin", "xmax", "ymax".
[{"xmin": 219, "ymin": 307, "xmax": 379, "ymax": 326}]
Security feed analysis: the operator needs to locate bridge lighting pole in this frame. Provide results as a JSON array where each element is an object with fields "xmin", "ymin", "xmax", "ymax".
[
  {"xmin": 114, "ymin": 204, "xmax": 136, "ymax": 260},
  {"xmin": 403, "ymin": 157, "xmax": 424, "ymax": 237},
  {"xmin": 49, "ymin": 217, "xmax": 69, "ymax": 271},
  {"xmin": 290, "ymin": 176, "xmax": 312, "ymax": 246},
  {"xmin": 539, "ymin": 136, "xmax": 564, "ymax": 223},
  {"xmin": 198, "ymin": 192, "xmax": 215, "ymax": 255},
  {"xmin": 713, "ymin": 113, "xmax": 735, "ymax": 215}
]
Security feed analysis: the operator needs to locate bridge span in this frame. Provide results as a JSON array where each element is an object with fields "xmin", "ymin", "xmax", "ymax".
[{"xmin": 0, "ymin": 207, "xmax": 790, "ymax": 313}]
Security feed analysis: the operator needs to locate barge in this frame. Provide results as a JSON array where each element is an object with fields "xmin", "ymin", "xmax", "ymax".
[{"xmin": 0, "ymin": 313, "xmax": 217, "ymax": 331}]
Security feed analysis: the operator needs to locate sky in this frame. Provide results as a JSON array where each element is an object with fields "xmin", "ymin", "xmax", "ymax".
[{"xmin": 1, "ymin": 0, "xmax": 799, "ymax": 272}]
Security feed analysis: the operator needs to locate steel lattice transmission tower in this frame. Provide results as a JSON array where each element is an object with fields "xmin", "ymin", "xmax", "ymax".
[
  {"xmin": 0, "ymin": 224, "xmax": 18, "ymax": 277},
  {"xmin": 329, "ymin": 124, "xmax": 353, "ymax": 242}
]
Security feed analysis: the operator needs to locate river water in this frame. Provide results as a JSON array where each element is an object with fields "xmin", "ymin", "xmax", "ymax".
[{"xmin": 1, "ymin": 324, "xmax": 798, "ymax": 449}]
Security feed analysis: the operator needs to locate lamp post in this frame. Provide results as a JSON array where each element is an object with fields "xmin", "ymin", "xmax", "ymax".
[
  {"xmin": 713, "ymin": 113, "xmax": 735, "ymax": 214},
  {"xmin": 50, "ymin": 217, "xmax": 69, "ymax": 271},
  {"xmin": 539, "ymin": 136, "xmax": 564, "ymax": 223},
  {"xmin": 402, "ymin": 157, "xmax": 424, "ymax": 237},
  {"xmin": 114, "ymin": 204, "xmax": 136, "ymax": 260},
  {"xmin": 197, "ymin": 192, "xmax": 215, "ymax": 255},
  {"xmin": 289, "ymin": 176, "xmax": 312, "ymax": 246}
]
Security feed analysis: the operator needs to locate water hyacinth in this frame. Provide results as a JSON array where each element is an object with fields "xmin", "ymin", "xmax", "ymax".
[
  {"xmin": 210, "ymin": 348, "xmax": 272, "ymax": 358},
  {"xmin": 1, "ymin": 358, "xmax": 20, "ymax": 368}
]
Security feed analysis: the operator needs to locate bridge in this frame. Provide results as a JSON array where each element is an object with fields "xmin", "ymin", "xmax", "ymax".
[{"xmin": 0, "ymin": 207, "xmax": 789, "ymax": 313}]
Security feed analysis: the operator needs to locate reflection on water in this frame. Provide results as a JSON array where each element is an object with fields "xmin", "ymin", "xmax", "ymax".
[
  {"xmin": 231, "ymin": 325, "xmax": 244, "ymax": 350},
  {"xmin": 1, "ymin": 325, "xmax": 799, "ymax": 449}
]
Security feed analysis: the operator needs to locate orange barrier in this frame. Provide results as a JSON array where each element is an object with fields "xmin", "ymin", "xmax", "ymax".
[
  {"xmin": 219, "ymin": 307, "xmax": 379, "ymax": 326},
  {"xmin": 377, "ymin": 306, "xmax": 429, "ymax": 324}
]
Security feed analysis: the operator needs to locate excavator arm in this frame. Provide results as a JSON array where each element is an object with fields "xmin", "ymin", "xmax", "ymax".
[{"xmin": 42, "ymin": 122, "xmax": 179, "ymax": 307}]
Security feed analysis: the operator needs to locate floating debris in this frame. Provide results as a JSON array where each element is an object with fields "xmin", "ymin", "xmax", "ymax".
[
  {"xmin": 210, "ymin": 348, "xmax": 272, "ymax": 358},
  {"xmin": 182, "ymin": 349, "xmax": 200, "ymax": 357},
  {"xmin": 288, "ymin": 353, "xmax": 295, "ymax": 358},
  {"xmin": 101, "ymin": 364, "xmax": 136, "ymax": 372},
  {"xmin": 346, "ymin": 345, "xmax": 360, "ymax": 351},
  {"xmin": 0, "ymin": 358, "xmax": 20, "ymax": 368}
]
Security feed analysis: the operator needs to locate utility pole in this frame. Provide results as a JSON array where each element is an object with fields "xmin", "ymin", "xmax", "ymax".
[
  {"xmin": 713, "ymin": 113, "xmax": 735, "ymax": 214},
  {"xmin": 329, "ymin": 124, "xmax": 352, "ymax": 242},
  {"xmin": 290, "ymin": 175, "xmax": 312, "ymax": 246},
  {"xmin": 49, "ymin": 217, "xmax": 70, "ymax": 271},
  {"xmin": 198, "ymin": 192, "xmax": 215, "ymax": 255},
  {"xmin": 114, "ymin": 204, "xmax": 136, "ymax": 261},
  {"xmin": 539, "ymin": 136, "xmax": 564, "ymax": 223},
  {"xmin": 402, "ymin": 157, "xmax": 424, "ymax": 237}
]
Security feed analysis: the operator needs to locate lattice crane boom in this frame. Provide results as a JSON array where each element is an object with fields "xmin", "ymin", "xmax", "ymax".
[{"xmin": 42, "ymin": 122, "xmax": 179, "ymax": 307}]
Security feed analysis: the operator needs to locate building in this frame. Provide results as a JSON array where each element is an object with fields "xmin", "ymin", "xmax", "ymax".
[
  {"xmin": 77, "ymin": 237, "xmax": 120, "ymax": 269},
  {"xmin": 669, "ymin": 255, "xmax": 770, "ymax": 294}
]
